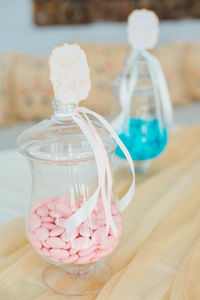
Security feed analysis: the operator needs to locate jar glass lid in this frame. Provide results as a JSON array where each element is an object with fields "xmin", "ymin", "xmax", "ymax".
[{"xmin": 17, "ymin": 102, "xmax": 116, "ymax": 165}]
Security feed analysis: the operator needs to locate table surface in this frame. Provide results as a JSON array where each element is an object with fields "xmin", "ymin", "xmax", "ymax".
[{"xmin": 0, "ymin": 125, "xmax": 199, "ymax": 299}]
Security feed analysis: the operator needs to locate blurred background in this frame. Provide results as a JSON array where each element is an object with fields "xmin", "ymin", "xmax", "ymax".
[{"xmin": 0, "ymin": 0, "xmax": 200, "ymax": 150}]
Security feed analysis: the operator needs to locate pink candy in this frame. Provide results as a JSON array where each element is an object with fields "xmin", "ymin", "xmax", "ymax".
[
  {"xmin": 92, "ymin": 226, "xmax": 106, "ymax": 244},
  {"xmin": 56, "ymin": 203, "xmax": 70, "ymax": 215},
  {"xmin": 42, "ymin": 223, "xmax": 57, "ymax": 230},
  {"xmin": 79, "ymin": 245, "xmax": 97, "ymax": 257},
  {"xmin": 47, "ymin": 201, "xmax": 56, "ymax": 210},
  {"xmin": 29, "ymin": 233, "xmax": 42, "ymax": 249},
  {"xmin": 55, "ymin": 218, "xmax": 66, "ymax": 227},
  {"xmin": 59, "ymin": 195, "xmax": 70, "ymax": 204},
  {"xmin": 62, "ymin": 254, "xmax": 79, "ymax": 264},
  {"xmin": 98, "ymin": 209, "xmax": 106, "ymax": 220},
  {"xmin": 50, "ymin": 227, "xmax": 64, "ymax": 237},
  {"xmin": 29, "ymin": 213, "xmax": 41, "ymax": 230},
  {"xmin": 35, "ymin": 228, "xmax": 49, "ymax": 241},
  {"xmin": 79, "ymin": 223, "xmax": 93, "ymax": 237},
  {"xmin": 37, "ymin": 206, "xmax": 49, "ymax": 217},
  {"xmin": 28, "ymin": 195, "xmax": 122, "ymax": 265},
  {"xmin": 45, "ymin": 237, "xmax": 67, "ymax": 249},
  {"xmin": 111, "ymin": 205, "xmax": 119, "ymax": 216},
  {"xmin": 50, "ymin": 256, "xmax": 60, "ymax": 263},
  {"xmin": 61, "ymin": 229, "xmax": 78, "ymax": 242},
  {"xmin": 110, "ymin": 221, "xmax": 122, "ymax": 238},
  {"xmin": 50, "ymin": 249, "xmax": 69, "ymax": 259},
  {"xmin": 71, "ymin": 237, "xmax": 93, "ymax": 250},
  {"xmin": 100, "ymin": 236, "xmax": 119, "ymax": 250},
  {"xmin": 69, "ymin": 248, "xmax": 78, "ymax": 255},
  {"xmin": 87, "ymin": 213, "xmax": 101, "ymax": 230},
  {"xmin": 95, "ymin": 248, "xmax": 113, "ymax": 258},
  {"xmin": 42, "ymin": 247, "xmax": 50, "ymax": 257},
  {"xmin": 41, "ymin": 217, "xmax": 55, "ymax": 223},
  {"xmin": 49, "ymin": 210, "xmax": 63, "ymax": 219},
  {"xmin": 76, "ymin": 252, "xmax": 95, "ymax": 264}
]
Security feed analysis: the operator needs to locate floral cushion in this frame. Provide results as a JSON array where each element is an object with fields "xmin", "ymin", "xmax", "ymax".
[
  {"xmin": 185, "ymin": 43, "xmax": 200, "ymax": 101},
  {"xmin": 12, "ymin": 53, "xmax": 53, "ymax": 121},
  {"xmin": 0, "ymin": 42, "xmax": 195, "ymax": 126},
  {"xmin": 80, "ymin": 43, "xmax": 129, "ymax": 118},
  {"xmin": 0, "ymin": 53, "xmax": 16, "ymax": 126}
]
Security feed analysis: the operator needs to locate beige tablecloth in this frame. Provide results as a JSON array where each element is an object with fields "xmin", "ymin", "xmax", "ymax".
[{"xmin": 0, "ymin": 125, "xmax": 200, "ymax": 299}]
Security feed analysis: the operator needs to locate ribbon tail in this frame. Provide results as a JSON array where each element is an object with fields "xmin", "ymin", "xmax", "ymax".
[
  {"xmin": 143, "ymin": 51, "xmax": 173, "ymax": 128},
  {"xmin": 143, "ymin": 51, "xmax": 164, "ymax": 134},
  {"xmin": 119, "ymin": 50, "xmax": 139, "ymax": 133},
  {"xmin": 64, "ymin": 186, "xmax": 100, "ymax": 235},
  {"xmin": 82, "ymin": 110, "xmax": 117, "ymax": 237},
  {"xmin": 81, "ymin": 108, "xmax": 135, "ymax": 212},
  {"xmin": 154, "ymin": 58, "xmax": 173, "ymax": 127},
  {"xmin": 64, "ymin": 113, "xmax": 102, "ymax": 234}
]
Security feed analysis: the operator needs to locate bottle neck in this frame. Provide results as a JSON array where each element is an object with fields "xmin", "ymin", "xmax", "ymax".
[
  {"xmin": 53, "ymin": 98, "xmax": 75, "ymax": 119},
  {"xmin": 131, "ymin": 52, "xmax": 149, "ymax": 77}
]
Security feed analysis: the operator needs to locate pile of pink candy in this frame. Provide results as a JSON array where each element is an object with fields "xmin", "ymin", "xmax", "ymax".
[{"xmin": 28, "ymin": 195, "xmax": 122, "ymax": 265}]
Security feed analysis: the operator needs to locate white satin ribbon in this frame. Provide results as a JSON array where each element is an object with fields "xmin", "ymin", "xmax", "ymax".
[
  {"xmin": 143, "ymin": 51, "xmax": 173, "ymax": 127},
  {"xmin": 111, "ymin": 49, "xmax": 173, "ymax": 133},
  {"xmin": 80, "ymin": 107, "xmax": 135, "ymax": 212},
  {"xmin": 64, "ymin": 107, "xmax": 135, "ymax": 235},
  {"xmin": 82, "ymin": 111, "xmax": 116, "ymax": 238}
]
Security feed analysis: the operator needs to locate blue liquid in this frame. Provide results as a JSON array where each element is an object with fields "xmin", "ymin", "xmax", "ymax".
[{"xmin": 116, "ymin": 118, "xmax": 168, "ymax": 161}]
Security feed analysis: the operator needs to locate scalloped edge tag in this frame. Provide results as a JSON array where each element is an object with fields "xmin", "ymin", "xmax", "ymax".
[
  {"xmin": 127, "ymin": 9, "xmax": 159, "ymax": 50},
  {"xmin": 49, "ymin": 43, "xmax": 91, "ymax": 105}
]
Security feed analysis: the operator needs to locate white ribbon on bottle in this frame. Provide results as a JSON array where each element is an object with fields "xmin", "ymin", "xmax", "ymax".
[
  {"xmin": 111, "ymin": 49, "xmax": 173, "ymax": 133},
  {"xmin": 64, "ymin": 106, "xmax": 135, "ymax": 236}
]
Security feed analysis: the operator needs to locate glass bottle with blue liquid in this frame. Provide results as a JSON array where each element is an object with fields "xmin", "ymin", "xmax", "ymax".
[{"xmin": 111, "ymin": 9, "xmax": 173, "ymax": 172}]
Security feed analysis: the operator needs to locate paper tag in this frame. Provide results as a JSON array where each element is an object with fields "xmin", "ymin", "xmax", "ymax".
[
  {"xmin": 127, "ymin": 9, "xmax": 159, "ymax": 50},
  {"xmin": 49, "ymin": 43, "xmax": 91, "ymax": 105}
]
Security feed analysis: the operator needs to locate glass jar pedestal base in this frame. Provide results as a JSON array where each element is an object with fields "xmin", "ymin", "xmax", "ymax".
[
  {"xmin": 43, "ymin": 262, "xmax": 112, "ymax": 296},
  {"xmin": 133, "ymin": 160, "xmax": 151, "ymax": 173}
]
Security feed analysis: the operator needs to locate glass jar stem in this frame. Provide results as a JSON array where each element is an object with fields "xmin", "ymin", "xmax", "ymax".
[{"xmin": 63, "ymin": 263, "xmax": 94, "ymax": 278}]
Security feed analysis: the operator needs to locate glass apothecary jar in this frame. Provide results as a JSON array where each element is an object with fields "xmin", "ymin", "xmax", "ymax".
[
  {"xmin": 111, "ymin": 52, "xmax": 168, "ymax": 172},
  {"xmin": 17, "ymin": 101, "xmax": 122, "ymax": 296},
  {"xmin": 111, "ymin": 9, "xmax": 172, "ymax": 173}
]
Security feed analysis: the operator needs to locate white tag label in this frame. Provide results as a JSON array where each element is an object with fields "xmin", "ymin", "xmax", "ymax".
[
  {"xmin": 127, "ymin": 9, "xmax": 159, "ymax": 50},
  {"xmin": 49, "ymin": 43, "xmax": 91, "ymax": 105}
]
